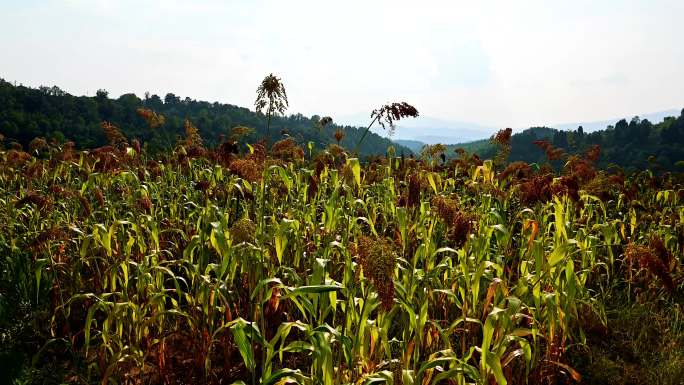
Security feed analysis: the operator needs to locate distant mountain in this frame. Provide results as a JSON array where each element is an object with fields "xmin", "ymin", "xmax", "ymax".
[
  {"xmin": 392, "ymin": 116, "xmax": 496, "ymax": 144},
  {"xmin": 344, "ymin": 109, "xmax": 684, "ymax": 148},
  {"xmin": 396, "ymin": 109, "xmax": 684, "ymax": 145},
  {"xmin": 393, "ymin": 139, "xmax": 425, "ymax": 153},
  {"xmin": 338, "ymin": 113, "xmax": 496, "ymax": 145}
]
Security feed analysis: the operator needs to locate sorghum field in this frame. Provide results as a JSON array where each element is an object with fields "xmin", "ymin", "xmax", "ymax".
[{"xmin": 1, "ymin": 126, "xmax": 683, "ymax": 384}]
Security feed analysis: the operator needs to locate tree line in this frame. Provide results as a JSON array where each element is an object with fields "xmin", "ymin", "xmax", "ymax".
[
  {"xmin": 448, "ymin": 112, "xmax": 684, "ymax": 172},
  {"xmin": 0, "ymin": 78, "xmax": 412, "ymax": 156}
]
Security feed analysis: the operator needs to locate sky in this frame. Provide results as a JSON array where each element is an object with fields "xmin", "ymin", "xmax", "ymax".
[{"xmin": 1, "ymin": 0, "xmax": 683, "ymax": 129}]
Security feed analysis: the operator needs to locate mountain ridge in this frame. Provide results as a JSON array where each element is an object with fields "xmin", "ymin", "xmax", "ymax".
[{"xmin": 438, "ymin": 114, "xmax": 684, "ymax": 172}]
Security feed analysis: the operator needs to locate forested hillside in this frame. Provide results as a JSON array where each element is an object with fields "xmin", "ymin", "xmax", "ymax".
[
  {"xmin": 3, "ymin": 77, "xmax": 684, "ymax": 171},
  {"xmin": 0, "ymin": 79, "xmax": 410, "ymax": 156},
  {"xmin": 447, "ymin": 114, "xmax": 684, "ymax": 171}
]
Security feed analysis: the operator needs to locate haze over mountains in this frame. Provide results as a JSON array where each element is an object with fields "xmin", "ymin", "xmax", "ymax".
[{"xmin": 342, "ymin": 108, "xmax": 683, "ymax": 147}]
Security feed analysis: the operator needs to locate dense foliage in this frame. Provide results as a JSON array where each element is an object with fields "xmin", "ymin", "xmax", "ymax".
[
  {"xmin": 0, "ymin": 79, "xmax": 411, "ymax": 157},
  {"xmin": 1, "ymin": 127, "xmax": 683, "ymax": 384},
  {"xmin": 447, "ymin": 113, "xmax": 684, "ymax": 172}
]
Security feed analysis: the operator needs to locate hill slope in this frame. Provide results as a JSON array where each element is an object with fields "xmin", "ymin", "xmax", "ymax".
[
  {"xmin": 446, "ymin": 115, "xmax": 684, "ymax": 171},
  {"xmin": 0, "ymin": 79, "xmax": 411, "ymax": 156}
]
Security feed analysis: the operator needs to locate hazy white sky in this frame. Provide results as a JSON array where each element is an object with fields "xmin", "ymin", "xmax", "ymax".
[{"xmin": 1, "ymin": 0, "xmax": 682, "ymax": 127}]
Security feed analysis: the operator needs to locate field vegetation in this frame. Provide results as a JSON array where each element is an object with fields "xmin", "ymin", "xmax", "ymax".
[{"xmin": 1, "ymin": 77, "xmax": 683, "ymax": 385}]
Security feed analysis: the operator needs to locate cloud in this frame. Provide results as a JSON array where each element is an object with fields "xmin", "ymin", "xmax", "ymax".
[
  {"xmin": 1, "ymin": 0, "xmax": 682, "ymax": 128},
  {"xmin": 571, "ymin": 73, "xmax": 629, "ymax": 88}
]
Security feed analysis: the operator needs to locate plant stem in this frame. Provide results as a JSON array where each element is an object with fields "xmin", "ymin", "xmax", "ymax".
[
  {"xmin": 354, "ymin": 115, "xmax": 379, "ymax": 155},
  {"xmin": 266, "ymin": 110, "xmax": 272, "ymax": 148}
]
